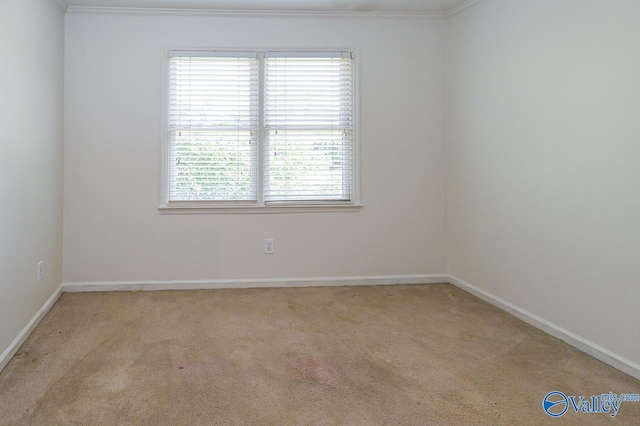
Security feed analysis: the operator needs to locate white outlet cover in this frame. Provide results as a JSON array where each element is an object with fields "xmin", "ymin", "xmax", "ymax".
[
  {"xmin": 265, "ymin": 239, "xmax": 274, "ymax": 254},
  {"xmin": 37, "ymin": 261, "xmax": 44, "ymax": 282}
]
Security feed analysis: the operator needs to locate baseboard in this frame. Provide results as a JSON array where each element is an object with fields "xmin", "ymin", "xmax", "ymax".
[
  {"xmin": 0, "ymin": 283, "xmax": 64, "ymax": 373},
  {"xmin": 63, "ymin": 274, "xmax": 449, "ymax": 292},
  {"xmin": 447, "ymin": 274, "xmax": 640, "ymax": 381}
]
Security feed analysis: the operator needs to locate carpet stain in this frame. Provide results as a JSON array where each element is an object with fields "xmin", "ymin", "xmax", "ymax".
[{"xmin": 285, "ymin": 356, "xmax": 345, "ymax": 385}]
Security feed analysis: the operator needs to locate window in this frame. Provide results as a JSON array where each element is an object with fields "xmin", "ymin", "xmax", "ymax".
[{"xmin": 164, "ymin": 49, "xmax": 357, "ymax": 211}]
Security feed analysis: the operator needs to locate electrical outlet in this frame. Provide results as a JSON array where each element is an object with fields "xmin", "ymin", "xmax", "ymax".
[
  {"xmin": 265, "ymin": 239, "xmax": 274, "ymax": 254},
  {"xmin": 37, "ymin": 261, "xmax": 44, "ymax": 282}
]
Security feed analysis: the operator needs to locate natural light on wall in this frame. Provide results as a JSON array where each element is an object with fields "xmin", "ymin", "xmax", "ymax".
[{"xmin": 166, "ymin": 50, "xmax": 354, "ymax": 208}]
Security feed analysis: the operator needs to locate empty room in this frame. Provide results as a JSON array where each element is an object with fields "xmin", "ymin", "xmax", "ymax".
[{"xmin": 1, "ymin": 0, "xmax": 639, "ymax": 423}]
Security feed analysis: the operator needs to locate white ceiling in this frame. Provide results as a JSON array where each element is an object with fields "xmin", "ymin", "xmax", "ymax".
[{"xmin": 63, "ymin": 0, "xmax": 473, "ymax": 14}]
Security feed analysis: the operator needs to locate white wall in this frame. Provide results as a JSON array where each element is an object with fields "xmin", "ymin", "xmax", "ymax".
[
  {"xmin": 0, "ymin": 0, "xmax": 65, "ymax": 358},
  {"xmin": 447, "ymin": 0, "xmax": 640, "ymax": 366},
  {"xmin": 63, "ymin": 12, "xmax": 448, "ymax": 283}
]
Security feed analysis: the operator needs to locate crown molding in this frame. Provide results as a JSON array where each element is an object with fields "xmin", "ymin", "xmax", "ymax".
[
  {"xmin": 443, "ymin": 0, "xmax": 485, "ymax": 18},
  {"xmin": 65, "ymin": 6, "xmax": 446, "ymax": 19},
  {"xmin": 53, "ymin": 0, "xmax": 69, "ymax": 13},
  {"xmin": 63, "ymin": 0, "xmax": 486, "ymax": 19}
]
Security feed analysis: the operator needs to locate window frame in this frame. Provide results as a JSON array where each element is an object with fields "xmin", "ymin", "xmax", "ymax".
[{"xmin": 159, "ymin": 47, "xmax": 361, "ymax": 214}]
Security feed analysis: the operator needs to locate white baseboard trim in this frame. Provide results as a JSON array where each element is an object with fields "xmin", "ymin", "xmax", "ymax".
[
  {"xmin": 0, "ymin": 283, "xmax": 64, "ymax": 373},
  {"xmin": 63, "ymin": 274, "xmax": 449, "ymax": 292},
  {"xmin": 447, "ymin": 274, "xmax": 640, "ymax": 381}
]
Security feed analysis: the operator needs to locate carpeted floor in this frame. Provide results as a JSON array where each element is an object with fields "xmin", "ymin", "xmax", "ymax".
[{"xmin": 0, "ymin": 284, "xmax": 638, "ymax": 425}]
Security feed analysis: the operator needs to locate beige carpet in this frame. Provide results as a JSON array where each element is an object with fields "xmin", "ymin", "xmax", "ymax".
[{"xmin": 0, "ymin": 284, "xmax": 638, "ymax": 425}]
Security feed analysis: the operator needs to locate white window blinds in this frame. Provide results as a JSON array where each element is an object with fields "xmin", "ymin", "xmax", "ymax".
[
  {"xmin": 166, "ymin": 50, "xmax": 355, "ymax": 206},
  {"xmin": 168, "ymin": 52, "xmax": 259, "ymax": 202},
  {"xmin": 264, "ymin": 52, "xmax": 354, "ymax": 203}
]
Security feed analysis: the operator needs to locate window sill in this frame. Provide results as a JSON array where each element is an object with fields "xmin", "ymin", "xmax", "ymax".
[{"xmin": 158, "ymin": 203, "xmax": 363, "ymax": 215}]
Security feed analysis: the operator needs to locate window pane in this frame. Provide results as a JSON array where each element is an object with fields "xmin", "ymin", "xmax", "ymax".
[
  {"xmin": 264, "ymin": 56, "xmax": 353, "ymax": 203},
  {"xmin": 169, "ymin": 129, "xmax": 257, "ymax": 201},
  {"xmin": 168, "ymin": 55, "xmax": 259, "ymax": 202},
  {"xmin": 265, "ymin": 129, "xmax": 352, "ymax": 201}
]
